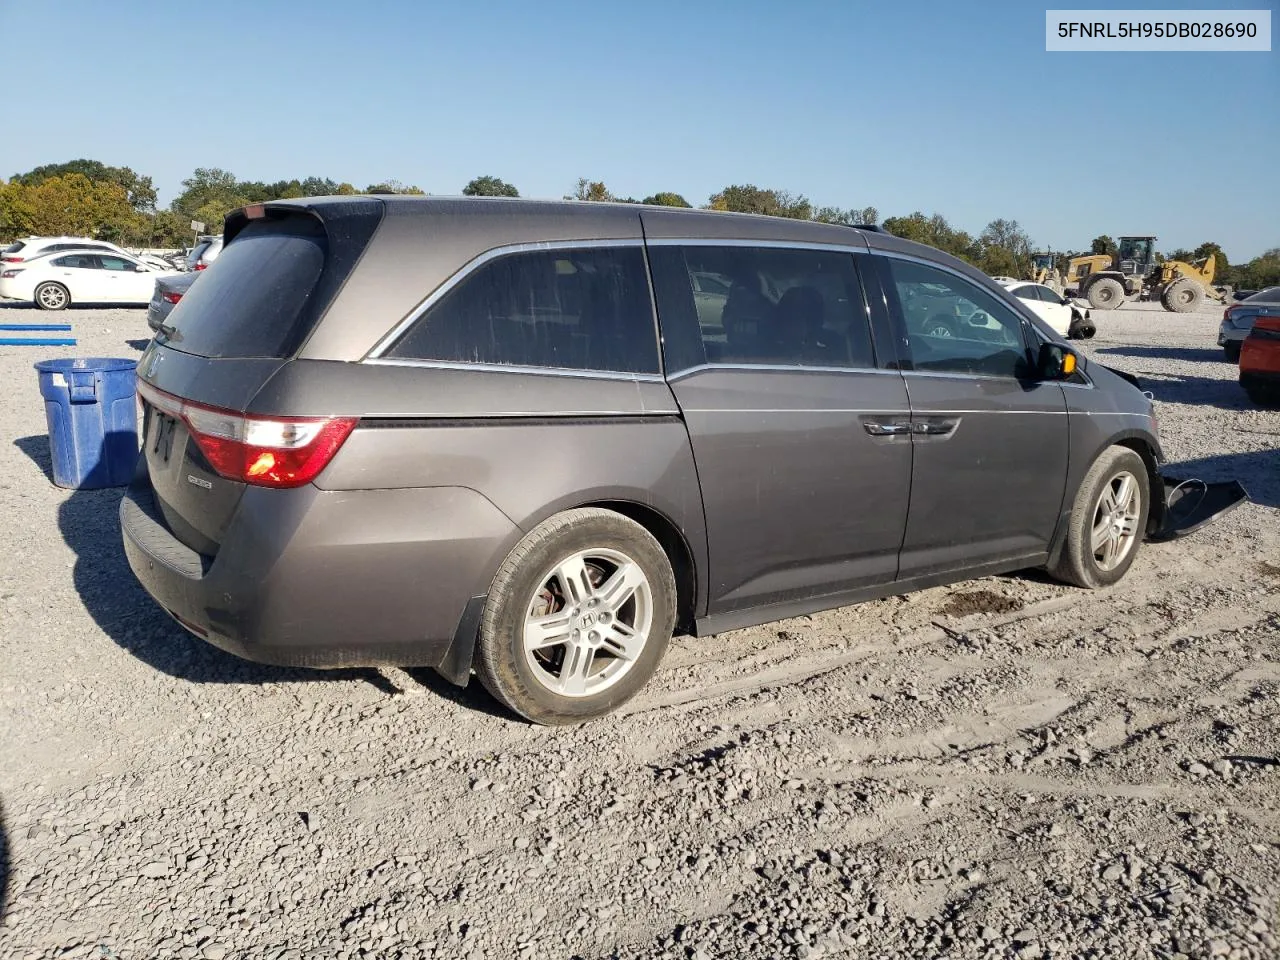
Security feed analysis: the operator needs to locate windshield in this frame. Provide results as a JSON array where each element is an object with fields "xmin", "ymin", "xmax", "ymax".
[{"xmin": 1118, "ymin": 238, "xmax": 1152, "ymax": 262}]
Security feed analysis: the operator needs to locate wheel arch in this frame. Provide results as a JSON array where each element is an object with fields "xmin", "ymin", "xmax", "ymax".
[
  {"xmin": 1113, "ymin": 434, "xmax": 1165, "ymax": 535},
  {"xmin": 1048, "ymin": 429, "xmax": 1164, "ymax": 569},
  {"xmin": 579, "ymin": 499, "xmax": 699, "ymax": 635}
]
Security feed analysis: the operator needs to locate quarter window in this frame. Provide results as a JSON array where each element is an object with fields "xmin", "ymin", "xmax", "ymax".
[
  {"xmin": 387, "ymin": 246, "xmax": 659, "ymax": 374},
  {"xmin": 887, "ymin": 259, "xmax": 1031, "ymax": 379},
  {"xmin": 99, "ymin": 256, "xmax": 133, "ymax": 271},
  {"xmin": 649, "ymin": 245, "xmax": 874, "ymax": 370}
]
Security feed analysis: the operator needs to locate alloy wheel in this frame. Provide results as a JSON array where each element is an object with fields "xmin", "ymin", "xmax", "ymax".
[
  {"xmin": 1090, "ymin": 471, "xmax": 1141, "ymax": 571},
  {"xmin": 521, "ymin": 548, "xmax": 654, "ymax": 697}
]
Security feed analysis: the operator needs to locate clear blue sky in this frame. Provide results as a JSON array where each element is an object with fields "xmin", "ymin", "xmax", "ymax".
[{"xmin": 2, "ymin": 0, "xmax": 1276, "ymax": 258}]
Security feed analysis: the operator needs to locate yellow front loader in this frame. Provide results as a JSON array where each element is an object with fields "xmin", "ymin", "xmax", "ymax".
[{"xmin": 1063, "ymin": 237, "xmax": 1222, "ymax": 312}]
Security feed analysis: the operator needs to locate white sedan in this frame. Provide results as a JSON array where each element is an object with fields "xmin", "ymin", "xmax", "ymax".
[
  {"xmin": 0, "ymin": 249, "xmax": 180, "ymax": 310},
  {"xmin": 1000, "ymin": 280, "xmax": 1095, "ymax": 339}
]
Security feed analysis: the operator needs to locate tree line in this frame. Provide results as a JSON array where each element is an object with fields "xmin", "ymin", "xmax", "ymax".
[{"xmin": 2, "ymin": 159, "xmax": 1276, "ymax": 289}]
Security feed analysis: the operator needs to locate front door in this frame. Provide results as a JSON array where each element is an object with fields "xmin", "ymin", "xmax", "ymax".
[
  {"xmin": 879, "ymin": 256, "xmax": 1070, "ymax": 577},
  {"xmin": 648, "ymin": 241, "xmax": 913, "ymax": 616},
  {"xmin": 98, "ymin": 254, "xmax": 147, "ymax": 302}
]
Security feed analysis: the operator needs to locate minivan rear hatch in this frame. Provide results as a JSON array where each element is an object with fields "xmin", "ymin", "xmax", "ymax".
[{"xmin": 137, "ymin": 200, "xmax": 383, "ymax": 554}]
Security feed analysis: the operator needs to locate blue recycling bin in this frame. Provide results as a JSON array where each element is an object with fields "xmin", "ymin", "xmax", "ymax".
[{"xmin": 34, "ymin": 357, "xmax": 139, "ymax": 489}]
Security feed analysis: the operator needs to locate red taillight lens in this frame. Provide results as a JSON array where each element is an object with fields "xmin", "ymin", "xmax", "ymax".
[
  {"xmin": 162, "ymin": 291, "xmax": 183, "ymax": 304},
  {"xmin": 136, "ymin": 380, "xmax": 357, "ymax": 488},
  {"xmin": 1253, "ymin": 316, "xmax": 1280, "ymax": 334},
  {"xmin": 1, "ymin": 256, "xmax": 23, "ymax": 263},
  {"xmin": 194, "ymin": 262, "xmax": 208, "ymax": 271}
]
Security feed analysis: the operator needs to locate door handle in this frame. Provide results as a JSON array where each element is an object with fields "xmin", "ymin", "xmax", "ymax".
[
  {"xmin": 912, "ymin": 417, "xmax": 961, "ymax": 438},
  {"xmin": 862, "ymin": 419, "xmax": 912, "ymax": 437}
]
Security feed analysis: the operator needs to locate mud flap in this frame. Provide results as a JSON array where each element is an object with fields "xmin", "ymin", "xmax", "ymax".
[{"xmin": 1149, "ymin": 475, "xmax": 1249, "ymax": 542}]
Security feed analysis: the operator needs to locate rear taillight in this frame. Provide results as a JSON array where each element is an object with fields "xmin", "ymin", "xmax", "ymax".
[
  {"xmin": 1252, "ymin": 316, "xmax": 1280, "ymax": 335},
  {"xmin": 194, "ymin": 262, "xmax": 208, "ymax": 271},
  {"xmin": 136, "ymin": 380, "xmax": 357, "ymax": 489},
  {"xmin": 162, "ymin": 291, "xmax": 183, "ymax": 304},
  {"xmin": 0, "ymin": 256, "xmax": 22, "ymax": 263},
  {"xmin": 1, "ymin": 268, "xmax": 21, "ymax": 278}
]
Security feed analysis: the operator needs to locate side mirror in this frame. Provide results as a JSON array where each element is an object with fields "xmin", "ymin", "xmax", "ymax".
[
  {"xmin": 1038, "ymin": 341, "xmax": 1079, "ymax": 380},
  {"xmin": 135, "ymin": 264, "xmax": 149, "ymax": 272}
]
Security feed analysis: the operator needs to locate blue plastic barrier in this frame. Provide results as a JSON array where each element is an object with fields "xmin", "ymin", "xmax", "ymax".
[
  {"xmin": 34, "ymin": 357, "xmax": 138, "ymax": 488},
  {"xmin": 4, "ymin": 338, "xmax": 77, "ymax": 346}
]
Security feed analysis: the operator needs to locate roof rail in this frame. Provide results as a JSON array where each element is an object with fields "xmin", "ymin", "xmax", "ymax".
[{"xmin": 846, "ymin": 223, "xmax": 885, "ymax": 233}]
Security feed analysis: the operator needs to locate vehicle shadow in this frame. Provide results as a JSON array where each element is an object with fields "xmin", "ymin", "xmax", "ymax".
[
  {"xmin": 13, "ymin": 433, "xmax": 403, "ymax": 693},
  {"xmin": 1165, "ymin": 447, "xmax": 1280, "ymax": 510},
  {"xmin": 1097, "ymin": 345, "xmax": 1229, "ymax": 365}
]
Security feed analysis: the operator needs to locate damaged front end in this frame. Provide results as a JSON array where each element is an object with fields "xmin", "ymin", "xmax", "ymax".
[
  {"xmin": 1097, "ymin": 363, "xmax": 1250, "ymax": 542},
  {"xmin": 1148, "ymin": 475, "xmax": 1249, "ymax": 542}
]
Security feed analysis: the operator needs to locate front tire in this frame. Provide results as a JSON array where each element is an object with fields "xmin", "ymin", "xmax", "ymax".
[
  {"xmin": 1086, "ymin": 278, "xmax": 1125, "ymax": 310},
  {"xmin": 35, "ymin": 282, "xmax": 70, "ymax": 311},
  {"xmin": 1162, "ymin": 278, "xmax": 1203, "ymax": 313},
  {"xmin": 1048, "ymin": 447, "xmax": 1150, "ymax": 589},
  {"xmin": 475, "ymin": 508, "xmax": 677, "ymax": 724}
]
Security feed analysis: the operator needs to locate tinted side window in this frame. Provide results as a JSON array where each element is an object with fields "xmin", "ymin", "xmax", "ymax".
[
  {"xmin": 51, "ymin": 254, "xmax": 99, "ymax": 269},
  {"xmin": 388, "ymin": 247, "xmax": 658, "ymax": 374},
  {"xmin": 1010, "ymin": 285, "xmax": 1038, "ymax": 301},
  {"xmin": 100, "ymin": 256, "xmax": 132, "ymax": 271},
  {"xmin": 886, "ymin": 259, "xmax": 1030, "ymax": 379},
  {"xmin": 649, "ymin": 245, "xmax": 873, "ymax": 369}
]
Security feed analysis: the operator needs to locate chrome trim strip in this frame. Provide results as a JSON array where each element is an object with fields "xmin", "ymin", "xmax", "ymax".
[
  {"xmin": 683, "ymin": 408, "xmax": 911, "ymax": 415},
  {"xmin": 365, "ymin": 356, "xmax": 664, "ymax": 382},
  {"xmin": 361, "ymin": 410, "xmax": 678, "ymax": 420},
  {"xmin": 666, "ymin": 362, "xmax": 903, "ymax": 381},
  {"xmin": 645, "ymin": 237, "xmax": 865, "ymax": 254},
  {"xmin": 910, "ymin": 409, "xmax": 1068, "ymax": 416},
  {"xmin": 365, "ymin": 238, "xmax": 646, "ymax": 359},
  {"xmin": 900, "ymin": 370, "xmax": 1024, "ymax": 384}
]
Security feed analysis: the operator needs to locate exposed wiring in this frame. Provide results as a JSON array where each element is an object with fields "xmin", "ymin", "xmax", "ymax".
[{"xmin": 1167, "ymin": 477, "xmax": 1209, "ymax": 519}]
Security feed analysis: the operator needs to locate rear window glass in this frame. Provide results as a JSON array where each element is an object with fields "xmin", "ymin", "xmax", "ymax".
[
  {"xmin": 157, "ymin": 218, "xmax": 326, "ymax": 359},
  {"xmin": 3, "ymin": 241, "xmax": 26, "ymax": 253},
  {"xmin": 387, "ymin": 246, "xmax": 659, "ymax": 374}
]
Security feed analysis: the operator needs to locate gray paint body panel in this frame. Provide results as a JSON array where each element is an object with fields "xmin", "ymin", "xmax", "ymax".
[
  {"xmin": 667, "ymin": 367, "xmax": 911, "ymax": 612},
  {"xmin": 119, "ymin": 197, "xmax": 1165, "ymax": 680}
]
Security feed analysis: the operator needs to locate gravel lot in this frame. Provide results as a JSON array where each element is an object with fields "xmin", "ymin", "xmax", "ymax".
[{"xmin": 1, "ymin": 300, "xmax": 1277, "ymax": 960}]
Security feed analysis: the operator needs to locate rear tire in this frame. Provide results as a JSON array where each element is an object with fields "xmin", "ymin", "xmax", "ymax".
[
  {"xmin": 1086, "ymin": 278, "xmax": 1124, "ymax": 310},
  {"xmin": 1243, "ymin": 380, "xmax": 1277, "ymax": 407},
  {"xmin": 1161, "ymin": 278, "xmax": 1203, "ymax": 313},
  {"xmin": 1048, "ymin": 447, "xmax": 1150, "ymax": 590},
  {"xmin": 1223, "ymin": 342, "xmax": 1241, "ymax": 363},
  {"xmin": 35, "ymin": 282, "xmax": 70, "ymax": 311},
  {"xmin": 475, "ymin": 508, "xmax": 677, "ymax": 725}
]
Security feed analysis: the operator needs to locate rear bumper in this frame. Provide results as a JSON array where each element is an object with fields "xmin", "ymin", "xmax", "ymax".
[{"xmin": 120, "ymin": 468, "xmax": 518, "ymax": 671}]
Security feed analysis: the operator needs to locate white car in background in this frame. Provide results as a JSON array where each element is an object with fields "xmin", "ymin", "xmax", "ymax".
[
  {"xmin": 1, "ymin": 235, "xmax": 173, "ymax": 271},
  {"xmin": 186, "ymin": 235, "xmax": 223, "ymax": 271},
  {"xmin": 0, "ymin": 248, "xmax": 179, "ymax": 310},
  {"xmin": 1000, "ymin": 280, "xmax": 1095, "ymax": 339}
]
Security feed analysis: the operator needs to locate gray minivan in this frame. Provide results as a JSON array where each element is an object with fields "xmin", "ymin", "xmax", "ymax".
[{"xmin": 121, "ymin": 197, "xmax": 1229, "ymax": 724}]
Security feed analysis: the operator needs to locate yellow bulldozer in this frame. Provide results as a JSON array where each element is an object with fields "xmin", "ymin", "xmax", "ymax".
[{"xmin": 1060, "ymin": 237, "xmax": 1221, "ymax": 313}]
